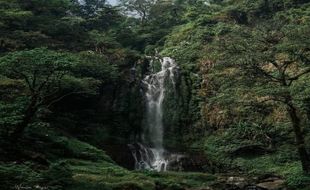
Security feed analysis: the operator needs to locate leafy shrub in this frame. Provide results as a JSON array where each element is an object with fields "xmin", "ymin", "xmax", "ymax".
[
  {"xmin": 0, "ymin": 163, "xmax": 41, "ymax": 190},
  {"xmin": 285, "ymin": 167, "xmax": 310, "ymax": 189},
  {"xmin": 41, "ymin": 161, "xmax": 73, "ymax": 190}
]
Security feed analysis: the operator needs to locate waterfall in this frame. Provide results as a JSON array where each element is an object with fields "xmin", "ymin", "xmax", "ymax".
[{"xmin": 129, "ymin": 57, "xmax": 178, "ymax": 172}]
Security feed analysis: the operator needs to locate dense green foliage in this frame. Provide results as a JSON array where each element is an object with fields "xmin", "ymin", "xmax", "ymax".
[{"xmin": 1, "ymin": 0, "xmax": 310, "ymax": 189}]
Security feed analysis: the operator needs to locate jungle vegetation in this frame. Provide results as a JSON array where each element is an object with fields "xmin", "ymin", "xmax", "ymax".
[{"xmin": 0, "ymin": 0, "xmax": 309, "ymax": 189}]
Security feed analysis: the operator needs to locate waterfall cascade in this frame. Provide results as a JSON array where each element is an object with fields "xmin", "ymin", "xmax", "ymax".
[{"xmin": 129, "ymin": 57, "xmax": 178, "ymax": 172}]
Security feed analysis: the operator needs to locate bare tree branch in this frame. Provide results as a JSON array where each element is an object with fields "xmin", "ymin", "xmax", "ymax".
[{"xmin": 12, "ymin": 69, "xmax": 35, "ymax": 93}]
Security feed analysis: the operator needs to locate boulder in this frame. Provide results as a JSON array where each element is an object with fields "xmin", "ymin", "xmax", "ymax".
[
  {"xmin": 212, "ymin": 175, "xmax": 286, "ymax": 190},
  {"xmin": 256, "ymin": 177, "xmax": 285, "ymax": 190},
  {"xmin": 167, "ymin": 152, "xmax": 210, "ymax": 172}
]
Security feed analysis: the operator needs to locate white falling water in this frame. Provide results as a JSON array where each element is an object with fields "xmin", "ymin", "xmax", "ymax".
[{"xmin": 130, "ymin": 57, "xmax": 178, "ymax": 172}]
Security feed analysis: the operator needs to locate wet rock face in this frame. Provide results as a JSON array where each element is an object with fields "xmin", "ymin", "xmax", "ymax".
[
  {"xmin": 103, "ymin": 143, "xmax": 210, "ymax": 172},
  {"xmin": 167, "ymin": 152, "xmax": 210, "ymax": 172},
  {"xmin": 160, "ymin": 152, "xmax": 210, "ymax": 172},
  {"xmin": 126, "ymin": 144, "xmax": 213, "ymax": 172}
]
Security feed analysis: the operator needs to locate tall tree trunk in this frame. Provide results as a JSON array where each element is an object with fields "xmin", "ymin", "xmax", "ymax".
[
  {"xmin": 287, "ymin": 103, "xmax": 310, "ymax": 173},
  {"xmin": 10, "ymin": 95, "xmax": 38, "ymax": 140}
]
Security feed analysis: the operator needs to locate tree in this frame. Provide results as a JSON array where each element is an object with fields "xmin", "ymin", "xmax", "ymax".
[
  {"xmin": 0, "ymin": 0, "xmax": 34, "ymax": 52},
  {"xmin": 119, "ymin": 0, "xmax": 156, "ymax": 24},
  {"xmin": 0, "ymin": 48, "xmax": 80, "ymax": 139},
  {"xmin": 72, "ymin": 0, "xmax": 107, "ymax": 17},
  {"xmin": 148, "ymin": 0, "xmax": 183, "ymax": 26},
  {"xmin": 208, "ymin": 15, "xmax": 310, "ymax": 172}
]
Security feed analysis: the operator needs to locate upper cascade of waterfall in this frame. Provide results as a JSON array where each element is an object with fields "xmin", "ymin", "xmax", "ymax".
[
  {"xmin": 143, "ymin": 57, "xmax": 177, "ymax": 148},
  {"xmin": 129, "ymin": 57, "xmax": 178, "ymax": 172}
]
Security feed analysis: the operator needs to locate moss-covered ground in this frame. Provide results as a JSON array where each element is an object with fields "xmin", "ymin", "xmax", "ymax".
[
  {"xmin": 1, "ymin": 125, "xmax": 310, "ymax": 190},
  {"xmin": 0, "ymin": 126, "xmax": 217, "ymax": 190}
]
